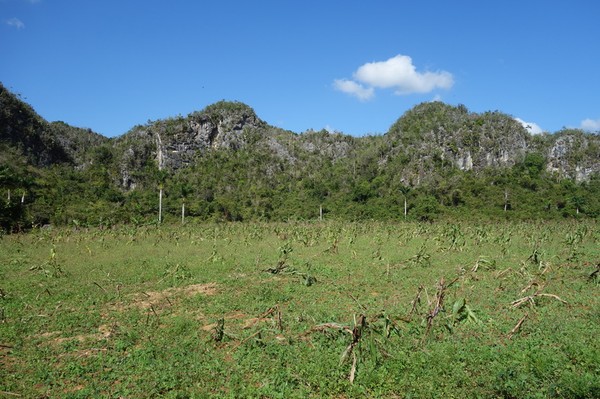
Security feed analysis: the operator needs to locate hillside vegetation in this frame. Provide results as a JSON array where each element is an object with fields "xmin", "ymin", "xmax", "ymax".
[{"xmin": 1, "ymin": 83, "xmax": 599, "ymax": 230}]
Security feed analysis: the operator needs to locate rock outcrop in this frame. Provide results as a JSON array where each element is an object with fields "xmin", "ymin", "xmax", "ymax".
[
  {"xmin": 546, "ymin": 131, "xmax": 600, "ymax": 181},
  {"xmin": 2, "ymin": 81, "xmax": 598, "ymax": 193}
]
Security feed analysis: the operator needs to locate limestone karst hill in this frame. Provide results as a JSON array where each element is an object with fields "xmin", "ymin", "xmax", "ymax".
[{"xmin": 1, "ymin": 82, "xmax": 599, "ymax": 228}]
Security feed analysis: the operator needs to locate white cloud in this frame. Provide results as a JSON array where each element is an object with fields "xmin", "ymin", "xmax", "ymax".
[
  {"xmin": 333, "ymin": 79, "xmax": 374, "ymax": 101},
  {"xmin": 5, "ymin": 17, "xmax": 25, "ymax": 29},
  {"xmin": 354, "ymin": 55, "xmax": 454, "ymax": 94},
  {"xmin": 334, "ymin": 54, "xmax": 453, "ymax": 100},
  {"xmin": 580, "ymin": 118, "xmax": 600, "ymax": 132},
  {"xmin": 515, "ymin": 118, "xmax": 544, "ymax": 135}
]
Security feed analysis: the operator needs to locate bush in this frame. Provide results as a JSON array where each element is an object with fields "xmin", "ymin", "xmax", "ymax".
[{"xmin": 412, "ymin": 195, "xmax": 440, "ymax": 221}]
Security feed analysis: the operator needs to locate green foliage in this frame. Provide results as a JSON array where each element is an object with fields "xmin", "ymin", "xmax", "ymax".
[
  {"xmin": 522, "ymin": 152, "xmax": 546, "ymax": 177},
  {"xmin": 412, "ymin": 195, "xmax": 440, "ymax": 221}
]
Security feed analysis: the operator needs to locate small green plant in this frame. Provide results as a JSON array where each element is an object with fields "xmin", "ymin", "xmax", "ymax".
[
  {"xmin": 473, "ymin": 226, "xmax": 489, "ymax": 244},
  {"xmin": 265, "ymin": 242, "xmax": 294, "ymax": 274},
  {"xmin": 526, "ymin": 243, "xmax": 544, "ymax": 268},
  {"xmin": 206, "ymin": 239, "xmax": 223, "ymax": 263},
  {"xmin": 447, "ymin": 297, "xmax": 482, "ymax": 330},
  {"xmin": 29, "ymin": 245, "xmax": 65, "ymax": 277},
  {"xmin": 161, "ymin": 262, "xmax": 192, "ymax": 282},
  {"xmin": 408, "ymin": 243, "xmax": 431, "ymax": 267},
  {"xmin": 444, "ymin": 224, "xmax": 465, "ymax": 251},
  {"xmin": 212, "ymin": 317, "xmax": 225, "ymax": 342},
  {"xmin": 278, "ymin": 241, "xmax": 293, "ymax": 261}
]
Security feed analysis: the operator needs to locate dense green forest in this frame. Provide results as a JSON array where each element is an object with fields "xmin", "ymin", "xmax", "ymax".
[{"xmin": 1, "ymin": 83, "xmax": 599, "ymax": 231}]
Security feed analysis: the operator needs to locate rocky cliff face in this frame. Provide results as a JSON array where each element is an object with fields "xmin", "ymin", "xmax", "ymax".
[
  {"xmin": 164, "ymin": 102, "xmax": 266, "ymax": 166},
  {"xmin": 2, "ymin": 81, "xmax": 598, "ymax": 192},
  {"xmin": 383, "ymin": 102, "xmax": 600, "ymax": 183},
  {"xmin": 110, "ymin": 100, "xmax": 600, "ymax": 190},
  {"xmin": 382, "ymin": 103, "xmax": 533, "ymax": 184},
  {"xmin": 295, "ymin": 129, "xmax": 356, "ymax": 162},
  {"xmin": 546, "ymin": 131, "xmax": 600, "ymax": 181},
  {"xmin": 112, "ymin": 101, "xmax": 269, "ymax": 188},
  {"xmin": 388, "ymin": 103, "xmax": 530, "ymax": 169}
]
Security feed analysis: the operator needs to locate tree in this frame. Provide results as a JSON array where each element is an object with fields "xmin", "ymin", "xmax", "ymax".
[
  {"xmin": 569, "ymin": 195, "xmax": 584, "ymax": 215},
  {"xmin": 399, "ymin": 185, "xmax": 411, "ymax": 219},
  {"xmin": 177, "ymin": 183, "xmax": 193, "ymax": 224},
  {"xmin": 413, "ymin": 195, "xmax": 440, "ymax": 222},
  {"xmin": 156, "ymin": 169, "xmax": 168, "ymax": 224}
]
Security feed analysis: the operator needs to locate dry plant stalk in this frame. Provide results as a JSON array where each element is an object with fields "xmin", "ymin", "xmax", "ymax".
[
  {"xmin": 511, "ymin": 286, "xmax": 567, "ymax": 308},
  {"xmin": 245, "ymin": 305, "xmax": 283, "ymax": 331},
  {"xmin": 423, "ymin": 277, "xmax": 446, "ymax": 341},
  {"xmin": 403, "ymin": 285, "xmax": 423, "ymax": 322},
  {"xmin": 230, "ymin": 306, "xmax": 285, "ymax": 350},
  {"xmin": 340, "ymin": 314, "xmax": 367, "ymax": 384},
  {"xmin": 348, "ymin": 293, "xmax": 367, "ymax": 312},
  {"xmin": 301, "ymin": 315, "xmax": 370, "ymax": 383},
  {"xmin": 422, "ymin": 278, "xmax": 449, "ymax": 343},
  {"xmin": 495, "ymin": 268, "xmax": 512, "ymax": 279},
  {"xmin": 520, "ymin": 280, "xmax": 541, "ymax": 294},
  {"xmin": 230, "ymin": 329, "xmax": 263, "ymax": 352},
  {"xmin": 93, "ymin": 281, "xmax": 107, "ymax": 293},
  {"xmin": 145, "ymin": 304, "xmax": 160, "ymax": 325},
  {"xmin": 275, "ymin": 306, "xmax": 283, "ymax": 332},
  {"xmin": 349, "ymin": 352, "xmax": 358, "ymax": 384},
  {"xmin": 302, "ymin": 322, "xmax": 353, "ymax": 336},
  {"xmin": 507, "ymin": 313, "xmax": 528, "ymax": 339},
  {"xmin": 0, "ymin": 391, "xmax": 21, "ymax": 397}
]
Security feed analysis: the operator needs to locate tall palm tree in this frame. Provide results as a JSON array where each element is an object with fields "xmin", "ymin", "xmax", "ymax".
[{"xmin": 399, "ymin": 185, "xmax": 411, "ymax": 219}]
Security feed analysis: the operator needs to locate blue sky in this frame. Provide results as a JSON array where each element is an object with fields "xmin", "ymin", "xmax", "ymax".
[{"xmin": 1, "ymin": 0, "xmax": 599, "ymax": 137}]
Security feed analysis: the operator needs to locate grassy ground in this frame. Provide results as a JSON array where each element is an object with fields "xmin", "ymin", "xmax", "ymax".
[{"xmin": 1, "ymin": 221, "xmax": 599, "ymax": 398}]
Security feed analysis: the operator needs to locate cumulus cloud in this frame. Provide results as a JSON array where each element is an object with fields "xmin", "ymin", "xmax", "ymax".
[
  {"xmin": 333, "ymin": 79, "xmax": 374, "ymax": 101},
  {"xmin": 354, "ymin": 55, "xmax": 454, "ymax": 94},
  {"xmin": 580, "ymin": 118, "xmax": 600, "ymax": 132},
  {"xmin": 5, "ymin": 17, "xmax": 25, "ymax": 29},
  {"xmin": 334, "ymin": 54, "xmax": 453, "ymax": 100},
  {"xmin": 515, "ymin": 118, "xmax": 544, "ymax": 135}
]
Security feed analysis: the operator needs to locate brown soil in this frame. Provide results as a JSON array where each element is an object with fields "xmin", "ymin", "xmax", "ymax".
[{"xmin": 129, "ymin": 282, "xmax": 218, "ymax": 310}]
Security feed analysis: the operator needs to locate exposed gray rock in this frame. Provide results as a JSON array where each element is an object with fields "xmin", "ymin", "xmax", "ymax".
[
  {"xmin": 111, "ymin": 100, "xmax": 600, "ymax": 191},
  {"xmin": 297, "ymin": 129, "xmax": 355, "ymax": 161},
  {"xmin": 546, "ymin": 132, "xmax": 600, "ymax": 181}
]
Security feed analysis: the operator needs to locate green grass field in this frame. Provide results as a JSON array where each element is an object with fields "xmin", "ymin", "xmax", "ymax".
[{"xmin": 1, "ymin": 221, "xmax": 599, "ymax": 398}]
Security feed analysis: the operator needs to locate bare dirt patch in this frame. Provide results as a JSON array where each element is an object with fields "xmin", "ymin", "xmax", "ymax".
[
  {"xmin": 1, "ymin": 343, "xmax": 16, "ymax": 369},
  {"xmin": 130, "ymin": 282, "xmax": 218, "ymax": 310},
  {"xmin": 201, "ymin": 311, "xmax": 249, "ymax": 331},
  {"xmin": 107, "ymin": 282, "xmax": 218, "ymax": 314},
  {"xmin": 201, "ymin": 307, "xmax": 283, "ymax": 334},
  {"xmin": 35, "ymin": 323, "xmax": 117, "ymax": 348},
  {"xmin": 242, "ymin": 317, "xmax": 272, "ymax": 329},
  {"xmin": 67, "ymin": 323, "xmax": 114, "ymax": 343}
]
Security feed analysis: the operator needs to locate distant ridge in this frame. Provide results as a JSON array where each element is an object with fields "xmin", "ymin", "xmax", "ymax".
[{"xmin": 1, "ymin": 82, "xmax": 598, "ymax": 229}]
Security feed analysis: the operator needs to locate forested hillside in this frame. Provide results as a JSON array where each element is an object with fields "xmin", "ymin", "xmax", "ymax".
[{"xmin": 1, "ymin": 82, "xmax": 599, "ymax": 231}]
